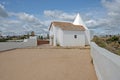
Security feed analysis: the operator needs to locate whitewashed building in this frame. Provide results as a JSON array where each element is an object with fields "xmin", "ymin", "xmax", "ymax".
[{"xmin": 49, "ymin": 13, "xmax": 90, "ymax": 47}]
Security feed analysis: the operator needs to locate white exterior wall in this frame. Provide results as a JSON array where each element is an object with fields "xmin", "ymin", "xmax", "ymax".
[
  {"xmin": 56, "ymin": 28, "xmax": 63, "ymax": 46},
  {"xmin": 89, "ymin": 30, "xmax": 94, "ymax": 40},
  {"xmin": 49, "ymin": 25, "xmax": 85, "ymax": 47},
  {"xmin": 53, "ymin": 26, "xmax": 57, "ymax": 46},
  {"xmin": 91, "ymin": 42, "xmax": 120, "ymax": 80},
  {"xmin": 49, "ymin": 26, "xmax": 53, "ymax": 45},
  {"xmin": 49, "ymin": 26, "xmax": 64, "ymax": 46},
  {"xmin": 73, "ymin": 13, "xmax": 90, "ymax": 45},
  {"xmin": 62, "ymin": 30, "xmax": 85, "ymax": 46},
  {"xmin": 49, "ymin": 25, "xmax": 57, "ymax": 46},
  {"xmin": 84, "ymin": 30, "xmax": 90, "ymax": 45},
  {"xmin": 0, "ymin": 37, "xmax": 37, "ymax": 51}
]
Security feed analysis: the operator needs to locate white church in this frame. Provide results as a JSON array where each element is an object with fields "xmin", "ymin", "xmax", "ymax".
[{"xmin": 49, "ymin": 13, "xmax": 90, "ymax": 47}]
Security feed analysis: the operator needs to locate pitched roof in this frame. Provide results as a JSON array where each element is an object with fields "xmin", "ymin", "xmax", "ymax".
[
  {"xmin": 73, "ymin": 13, "xmax": 88, "ymax": 30},
  {"xmin": 49, "ymin": 21, "xmax": 85, "ymax": 31}
]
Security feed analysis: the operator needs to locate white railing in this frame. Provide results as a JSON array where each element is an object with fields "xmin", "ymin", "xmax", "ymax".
[
  {"xmin": 0, "ymin": 37, "xmax": 37, "ymax": 51},
  {"xmin": 91, "ymin": 42, "xmax": 120, "ymax": 80}
]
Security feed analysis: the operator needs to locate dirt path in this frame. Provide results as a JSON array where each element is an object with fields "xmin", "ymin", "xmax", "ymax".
[{"xmin": 0, "ymin": 48, "xmax": 97, "ymax": 80}]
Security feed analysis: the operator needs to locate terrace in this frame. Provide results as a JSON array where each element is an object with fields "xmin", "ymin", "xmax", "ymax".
[{"xmin": 0, "ymin": 45, "xmax": 97, "ymax": 80}]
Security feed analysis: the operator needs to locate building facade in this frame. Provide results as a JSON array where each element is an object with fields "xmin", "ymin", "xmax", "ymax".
[{"xmin": 49, "ymin": 13, "xmax": 90, "ymax": 47}]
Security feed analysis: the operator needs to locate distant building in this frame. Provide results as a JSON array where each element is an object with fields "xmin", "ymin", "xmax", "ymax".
[
  {"xmin": 49, "ymin": 13, "xmax": 90, "ymax": 47},
  {"xmin": 31, "ymin": 31, "xmax": 35, "ymax": 36}
]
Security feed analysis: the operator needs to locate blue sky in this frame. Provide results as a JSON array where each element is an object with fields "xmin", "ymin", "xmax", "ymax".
[
  {"xmin": 0, "ymin": 0, "xmax": 120, "ymax": 35},
  {"xmin": 2, "ymin": 0, "xmax": 102, "ymax": 13}
]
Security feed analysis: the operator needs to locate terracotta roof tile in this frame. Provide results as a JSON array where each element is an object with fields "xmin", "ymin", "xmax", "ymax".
[{"xmin": 49, "ymin": 21, "xmax": 85, "ymax": 31}]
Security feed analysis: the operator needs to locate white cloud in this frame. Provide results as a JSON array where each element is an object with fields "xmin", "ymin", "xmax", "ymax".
[
  {"xmin": 0, "ymin": 8, "xmax": 65, "ymax": 35},
  {"xmin": 0, "ymin": 11, "xmax": 49, "ymax": 35},
  {"xmin": 85, "ymin": 19, "xmax": 97, "ymax": 27},
  {"xmin": 18, "ymin": 13, "xmax": 39, "ymax": 22},
  {"xmin": 101, "ymin": 0, "xmax": 120, "ymax": 34},
  {"xmin": 84, "ymin": 0, "xmax": 120, "ymax": 35},
  {"xmin": 1, "ymin": 0, "xmax": 120, "ymax": 36},
  {"xmin": 0, "ymin": 4, "xmax": 8, "ymax": 18},
  {"xmin": 11, "ymin": 12, "xmax": 40, "ymax": 23},
  {"xmin": 44, "ymin": 10, "xmax": 75, "ymax": 21}
]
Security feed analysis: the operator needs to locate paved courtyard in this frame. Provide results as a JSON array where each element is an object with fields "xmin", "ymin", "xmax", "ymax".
[{"xmin": 0, "ymin": 48, "xmax": 97, "ymax": 80}]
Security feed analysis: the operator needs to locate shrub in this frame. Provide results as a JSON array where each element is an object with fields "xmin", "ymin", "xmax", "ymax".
[
  {"xmin": 107, "ymin": 36, "xmax": 119, "ymax": 42},
  {"xmin": 0, "ymin": 39, "xmax": 7, "ymax": 42},
  {"xmin": 92, "ymin": 36, "xmax": 120, "ymax": 56},
  {"xmin": 92, "ymin": 36, "xmax": 107, "ymax": 48},
  {"xmin": 57, "ymin": 43, "xmax": 60, "ymax": 46}
]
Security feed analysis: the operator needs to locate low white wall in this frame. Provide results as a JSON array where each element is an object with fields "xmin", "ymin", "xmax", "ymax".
[
  {"xmin": 0, "ymin": 42, "xmax": 21, "ymax": 51},
  {"xmin": 0, "ymin": 37, "xmax": 37, "ymax": 51},
  {"xmin": 91, "ymin": 42, "xmax": 120, "ymax": 80}
]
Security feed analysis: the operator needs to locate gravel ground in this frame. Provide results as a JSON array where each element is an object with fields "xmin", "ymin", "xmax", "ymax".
[{"xmin": 0, "ymin": 48, "xmax": 97, "ymax": 80}]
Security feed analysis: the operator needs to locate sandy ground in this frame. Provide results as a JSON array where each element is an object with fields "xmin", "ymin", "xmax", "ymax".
[{"xmin": 0, "ymin": 48, "xmax": 97, "ymax": 80}]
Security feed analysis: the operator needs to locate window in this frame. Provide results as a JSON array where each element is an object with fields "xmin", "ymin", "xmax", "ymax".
[{"xmin": 74, "ymin": 35, "xmax": 77, "ymax": 39}]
